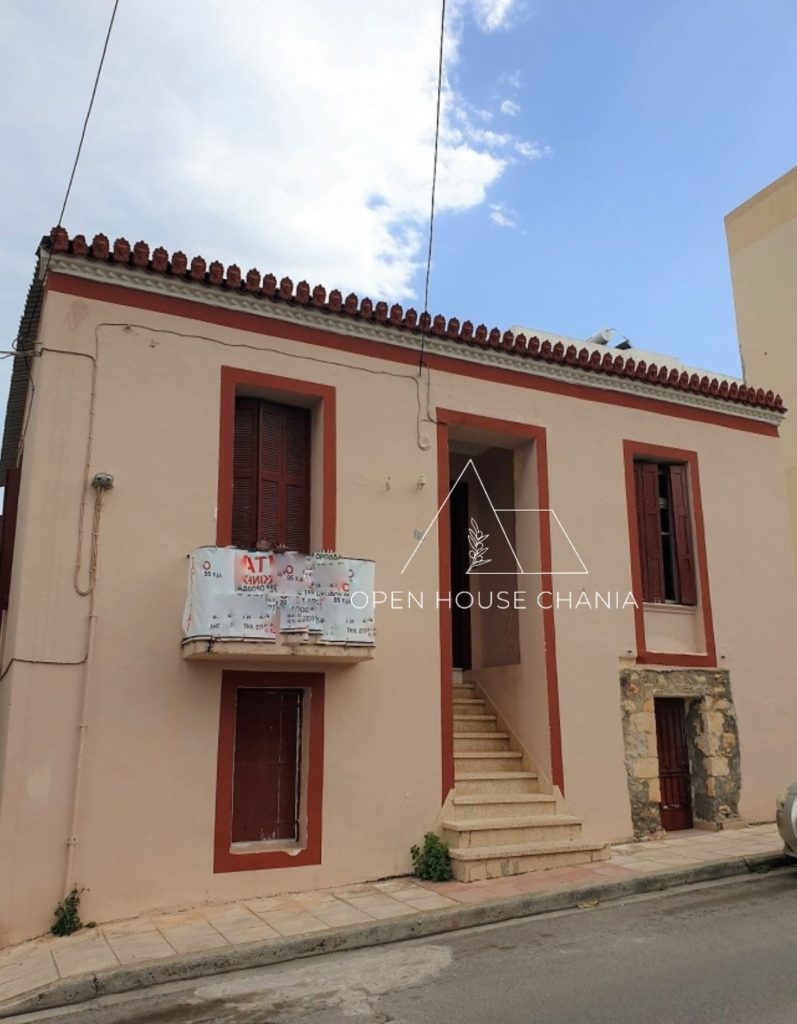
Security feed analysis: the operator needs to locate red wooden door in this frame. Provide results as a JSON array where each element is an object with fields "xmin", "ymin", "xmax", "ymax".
[
  {"xmin": 654, "ymin": 698, "xmax": 693, "ymax": 831},
  {"xmin": 231, "ymin": 689, "xmax": 302, "ymax": 843}
]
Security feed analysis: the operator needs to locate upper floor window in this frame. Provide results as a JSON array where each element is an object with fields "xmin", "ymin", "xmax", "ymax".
[
  {"xmin": 633, "ymin": 460, "xmax": 696, "ymax": 606},
  {"xmin": 232, "ymin": 397, "xmax": 311, "ymax": 551}
]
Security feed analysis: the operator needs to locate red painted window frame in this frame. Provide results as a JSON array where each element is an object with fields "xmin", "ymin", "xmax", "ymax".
[
  {"xmin": 214, "ymin": 367, "xmax": 335, "ymax": 872},
  {"xmin": 623, "ymin": 440, "xmax": 717, "ymax": 667},
  {"xmin": 217, "ymin": 366, "xmax": 336, "ymax": 550},
  {"xmin": 214, "ymin": 671, "xmax": 325, "ymax": 873}
]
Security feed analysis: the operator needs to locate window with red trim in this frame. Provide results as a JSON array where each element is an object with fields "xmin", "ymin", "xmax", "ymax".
[
  {"xmin": 232, "ymin": 397, "xmax": 310, "ymax": 551},
  {"xmin": 214, "ymin": 672, "xmax": 324, "ymax": 873},
  {"xmin": 633, "ymin": 461, "xmax": 697, "ymax": 605},
  {"xmin": 232, "ymin": 688, "xmax": 303, "ymax": 843}
]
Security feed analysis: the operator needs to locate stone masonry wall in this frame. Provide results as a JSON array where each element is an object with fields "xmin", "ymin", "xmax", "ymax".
[{"xmin": 619, "ymin": 667, "xmax": 742, "ymax": 838}]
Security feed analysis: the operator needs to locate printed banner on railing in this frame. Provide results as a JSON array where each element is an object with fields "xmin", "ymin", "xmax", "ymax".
[{"xmin": 182, "ymin": 548, "xmax": 375, "ymax": 645}]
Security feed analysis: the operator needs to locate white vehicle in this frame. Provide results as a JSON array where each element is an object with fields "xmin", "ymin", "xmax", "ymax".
[{"xmin": 776, "ymin": 782, "xmax": 797, "ymax": 859}]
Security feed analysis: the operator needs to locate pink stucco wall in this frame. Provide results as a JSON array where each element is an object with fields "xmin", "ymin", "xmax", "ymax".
[{"xmin": 0, "ymin": 274, "xmax": 794, "ymax": 945}]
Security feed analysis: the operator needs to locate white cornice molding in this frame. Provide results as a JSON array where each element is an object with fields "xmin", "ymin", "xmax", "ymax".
[{"xmin": 45, "ymin": 255, "xmax": 783, "ymax": 426}]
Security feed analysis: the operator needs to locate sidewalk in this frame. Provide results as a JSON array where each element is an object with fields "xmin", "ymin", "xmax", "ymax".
[{"xmin": 0, "ymin": 823, "xmax": 789, "ymax": 1018}]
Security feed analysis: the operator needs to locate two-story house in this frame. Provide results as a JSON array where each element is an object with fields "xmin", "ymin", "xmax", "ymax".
[{"xmin": 0, "ymin": 226, "xmax": 794, "ymax": 945}]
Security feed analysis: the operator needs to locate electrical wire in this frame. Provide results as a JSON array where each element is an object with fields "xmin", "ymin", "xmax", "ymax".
[
  {"xmin": 418, "ymin": 0, "xmax": 447, "ymax": 372},
  {"xmin": 47, "ymin": 0, "xmax": 120, "ymax": 273},
  {"xmin": 15, "ymin": 0, "xmax": 120, "ymax": 466},
  {"xmin": 39, "ymin": 317, "xmax": 437, "ymax": 609}
]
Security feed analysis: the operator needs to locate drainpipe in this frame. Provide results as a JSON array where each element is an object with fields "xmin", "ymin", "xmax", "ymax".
[{"xmin": 63, "ymin": 473, "xmax": 112, "ymax": 897}]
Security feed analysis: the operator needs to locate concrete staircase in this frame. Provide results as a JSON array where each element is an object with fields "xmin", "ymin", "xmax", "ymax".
[{"xmin": 444, "ymin": 678, "xmax": 608, "ymax": 881}]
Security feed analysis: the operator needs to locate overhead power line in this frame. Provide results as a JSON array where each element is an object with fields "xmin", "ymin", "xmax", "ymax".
[
  {"xmin": 418, "ymin": 0, "xmax": 447, "ymax": 372},
  {"xmin": 52, "ymin": 0, "xmax": 121, "ymax": 237},
  {"xmin": 16, "ymin": 0, "xmax": 120, "ymax": 465}
]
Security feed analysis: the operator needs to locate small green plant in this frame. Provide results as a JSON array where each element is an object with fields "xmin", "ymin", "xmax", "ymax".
[
  {"xmin": 411, "ymin": 832, "xmax": 454, "ymax": 882},
  {"xmin": 51, "ymin": 888, "xmax": 85, "ymax": 937}
]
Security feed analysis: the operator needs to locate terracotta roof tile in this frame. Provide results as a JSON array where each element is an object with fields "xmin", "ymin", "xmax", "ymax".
[{"xmin": 43, "ymin": 227, "xmax": 784, "ymax": 414}]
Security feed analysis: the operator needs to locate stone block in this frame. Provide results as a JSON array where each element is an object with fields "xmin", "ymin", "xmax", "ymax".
[
  {"xmin": 631, "ymin": 712, "xmax": 655, "ymax": 735},
  {"xmin": 704, "ymin": 756, "xmax": 729, "ymax": 778},
  {"xmin": 634, "ymin": 757, "xmax": 660, "ymax": 780},
  {"xmin": 705, "ymin": 712, "xmax": 725, "ymax": 734}
]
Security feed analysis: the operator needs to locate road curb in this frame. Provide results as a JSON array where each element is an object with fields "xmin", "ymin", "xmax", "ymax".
[{"xmin": 2, "ymin": 851, "xmax": 792, "ymax": 1019}]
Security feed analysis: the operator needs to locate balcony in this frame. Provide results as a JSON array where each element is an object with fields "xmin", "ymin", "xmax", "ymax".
[{"xmin": 182, "ymin": 547, "xmax": 375, "ymax": 665}]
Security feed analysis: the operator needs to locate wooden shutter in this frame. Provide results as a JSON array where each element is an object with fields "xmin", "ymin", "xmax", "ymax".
[
  {"xmin": 669, "ymin": 464, "xmax": 697, "ymax": 606},
  {"xmin": 231, "ymin": 688, "xmax": 302, "ymax": 843},
  {"xmin": 0, "ymin": 466, "xmax": 21, "ymax": 613},
  {"xmin": 282, "ymin": 408, "xmax": 310, "ymax": 551},
  {"xmin": 231, "ymin": 398, "xmax": 311, "ymax": 550},
  {"xmin": 231, "ymin": 399, "xmax": 259, "ymax": 548},
  {"xmin": 257, "ymin": 403, "xmax": 284, "ymax": 549},
  {"xmin": 634, "ymin": 461, "xmax": 665, "ymax": 603}
]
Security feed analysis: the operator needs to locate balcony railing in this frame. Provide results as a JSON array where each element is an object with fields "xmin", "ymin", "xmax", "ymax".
[{"xmin": 182, "ymin": 547, "xmax": 375, "ymax": 664}]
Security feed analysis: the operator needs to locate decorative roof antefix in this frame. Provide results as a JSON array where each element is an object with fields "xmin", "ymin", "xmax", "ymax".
[{"xmin": 44, "ymin": 227, "xmax": 784, "ymax": 414}]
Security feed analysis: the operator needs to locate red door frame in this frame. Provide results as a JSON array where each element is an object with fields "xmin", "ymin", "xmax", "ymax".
[{"xmin": 436, "ymin": 409, "xmax": 565, "ymax": 797}]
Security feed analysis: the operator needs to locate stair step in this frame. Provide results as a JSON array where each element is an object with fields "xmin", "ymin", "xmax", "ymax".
[
  {"xmin": 452, "ymin": 794, "xmax": 558, "ymax": 820},
  {"xmin": 455, "ymin": 771, "xmax": 540, "ymax": 795},
  {"xmin": 448, "ymin": 840, "xmax": 610, "ymax": 881},
  {"xmin": 452, "ymin": 699, "xmax": 487, "ymax": 716},
  {"xmin": 442, "ymin": 815, "xmax": 582, "ymax": 849},
  {"xmin": 453, "ymin": 684, "xmax": 476, "ymax": 696},
  {"xmin": 453, "ymin": 715, "xmax": 497, "ymax": 733},
  {"xmin": 454, "ymin": 732, "xmax": 509, "ymax": 739},
  {"xmin": 454, "ymin": 751, "xmax": 523, "ymax": 772},
  {"xmin": 453, "ymin": 733, "xmax": 510, "ymax": 752}
]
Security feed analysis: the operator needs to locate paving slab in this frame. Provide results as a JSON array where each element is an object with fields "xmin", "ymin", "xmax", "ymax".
[{"xmin": 0, "ymin": 823, "xmax": 789, "ymax": 1020}]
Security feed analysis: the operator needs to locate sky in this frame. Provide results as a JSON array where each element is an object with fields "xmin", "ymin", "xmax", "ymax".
[{"xmin": 1, "ymin": 0, "xmax": 796, "ymax": 421}]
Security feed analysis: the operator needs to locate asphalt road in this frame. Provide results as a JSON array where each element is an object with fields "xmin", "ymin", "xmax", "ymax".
[{"xmin": 10, "ymin": 867, "xmax": 797, "ymax": 1024}]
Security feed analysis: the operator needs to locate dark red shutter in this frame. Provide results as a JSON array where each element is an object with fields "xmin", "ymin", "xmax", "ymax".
[
  {"xmin": 282, "ymin": 408, "xmax": 310, "ymax": 552},
  {"xmin": 634, "ymin": 461, "xmax": 665, "ymax": 602},
  {"xmin": 231, "ymin": 399, "xmax": 311, "ymax": 550},
  {"xmin": 669, "ymin": 464, "xmax": 697, "ymax": 606},
  {"xmin": 231, "ymin": 400, "xmax": 258, "ymax": 548},
  {"xmin": 231, "ymin": 688, "xmax": 302, "ymax": 843},
  {"xmin": 257, "ymin": 403, "xmax": 284, "ymax": 549},
  {"xmin": 0, "ymin": 467, "xmax": 21, "ymax": 613}
]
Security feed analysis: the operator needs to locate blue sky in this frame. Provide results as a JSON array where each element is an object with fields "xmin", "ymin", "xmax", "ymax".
[
  {"xmin": 0, "ymin": 0, "xmax": 795, "ymax": 420},
  {"xmin": 438, "ymin": 0, "xmax": 797, "ymax": 375}
]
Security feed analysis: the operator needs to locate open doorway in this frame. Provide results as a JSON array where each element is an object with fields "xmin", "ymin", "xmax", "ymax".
[
  {"xmin": 448, "ymin": 441, "xmax": 524, "ymax": 672},
  {"xmin": 449, "ymin": 478, "xmax": 471, "ymax": 670}
]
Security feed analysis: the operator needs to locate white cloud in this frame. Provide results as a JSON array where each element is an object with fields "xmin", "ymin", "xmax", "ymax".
[
  {"xmin": 499, "ymin": 69, "xmax": 523, "ymax": 90},
  {"xmin": 471, "ymin": 0, "xmax": 519, "ymax": 31},
  {"xmin": 500, "ymin": 99, "xmax": 521, "ymax": 117},
  {"xmin": 489, "ymin": 203, "xmax": 517, "ymax": 228},
  {"xmin": 516, "ymin": 140, "xmax": 553, "ymax": 161},
  {"xmin": 0, "ymin": 0, "xmax": 546, "ymax": 338}
]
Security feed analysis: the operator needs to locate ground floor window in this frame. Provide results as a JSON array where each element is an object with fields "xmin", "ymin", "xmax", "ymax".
[
  {"xmin": 232, "ymin": 688, "xmax": 303, "ymax": 844},
  {"xmin": 214, "ymin": 672, "xmax": 324, "ymax": 872}
]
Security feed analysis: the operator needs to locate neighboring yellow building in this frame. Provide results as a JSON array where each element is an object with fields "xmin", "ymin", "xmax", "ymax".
[{"xmin": 726, "ymin": 165, "xmax": 797, "ymax": 560}]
